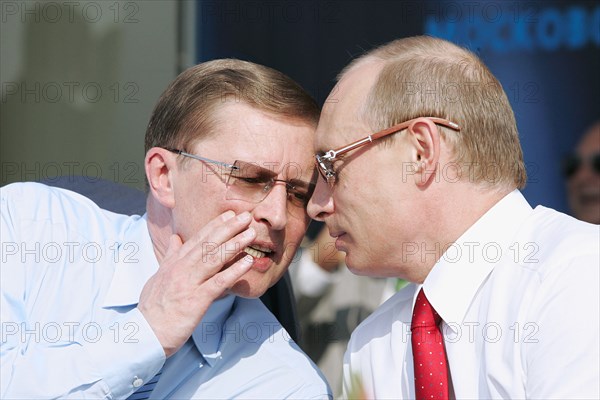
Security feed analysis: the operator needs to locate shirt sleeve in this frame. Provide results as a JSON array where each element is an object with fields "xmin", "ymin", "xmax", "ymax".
[
  {"xmin": 1, "ymin": 309, "xmax": 164, "ymax": 399},
  {"xmin": 524, "ymin": 253, "xmax": 600, "ymax": 399},
  {"xmin": 1, "ymin": 185, "xmax": 165, "ymax": 399}
]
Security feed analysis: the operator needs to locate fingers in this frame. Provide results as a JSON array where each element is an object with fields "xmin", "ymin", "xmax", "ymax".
[
  {"xmin": 164, "ymin": 233, "xmax": 183, "ymax": 258},
  {"xmin": 188, "ymin": 216, "xmax": 255, "ymax": 268},
  {"xmin": 139, "ymin": 211, "xmax": 258, "ymax": 357},
  {"xmin": 179, "ymin": 210, "xmax": 251, "ymax": 255},
  {"xmin": 183, "ymin": 211, "xmax": 254, "ymax": 264},
  {"xmin": 162, "ymin": 210, "xmax": 257, "ymax": 283},
  {"xmin": 202, "ymin": 254, "xmax": 255, "ymax": 299}
]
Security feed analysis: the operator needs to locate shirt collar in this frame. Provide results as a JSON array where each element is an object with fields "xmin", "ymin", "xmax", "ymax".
[
  {"xmin": 191, "ymin": 295, "xmax": 236, "ymax": 367},
  {"xmin": 102, "ymin": 214, "xmax": 160, "ymax": 308},
  {"xmin": 423, "ymin": 190, "xmax": 533, "ymax": 328}
]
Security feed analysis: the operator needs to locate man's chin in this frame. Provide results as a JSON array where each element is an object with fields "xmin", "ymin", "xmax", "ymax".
[{"xmin": 227, "ymin": 273, "xmax": 274, "ymax": 299}]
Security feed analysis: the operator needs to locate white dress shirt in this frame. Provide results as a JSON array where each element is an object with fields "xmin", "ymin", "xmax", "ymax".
[
  {"xmin": 343, "ymin": 190, "xmax": 600, "ymax": 399},
  {"xmin": 1, "ymin": 182, "xmax": 331, "ymax": 399}
]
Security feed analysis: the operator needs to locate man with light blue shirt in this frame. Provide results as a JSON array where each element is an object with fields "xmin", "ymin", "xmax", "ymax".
[
  {"xmin": 1, "ymin": 59, "xmax": 332, "ymax": 399},
  {"xmin": 308, "ymin": 36, "xmax": 599, "ymax": 399}
]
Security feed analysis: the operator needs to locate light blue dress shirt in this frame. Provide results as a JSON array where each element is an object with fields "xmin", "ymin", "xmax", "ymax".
[{"xmin": 1, "ymin": 183, "xmax": 332, "ymax": 399}]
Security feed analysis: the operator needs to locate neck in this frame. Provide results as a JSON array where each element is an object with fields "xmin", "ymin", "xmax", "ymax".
[
  {"xmin": 145, "ymin": 196, "xmax": 173, "ymax": 264},
  {"xmin": 409, "ymin": 182, "xmax": 514, "ymax": 283}
]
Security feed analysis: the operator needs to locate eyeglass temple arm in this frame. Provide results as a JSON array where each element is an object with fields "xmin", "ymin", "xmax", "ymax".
[
  {"xmin": 321, "ymin": 117, "xmax": 460, "ymax": 160},
  {"xmin": 323, "ymin": 137, "xmax": 373, "ymax": 160},
  {"xmin": 164, "ymin": 148, "xmax": 238, "ymax": 170},
  {"xmin": 321, "ymin": 122, "xmax": 409, "ymax": 160}
]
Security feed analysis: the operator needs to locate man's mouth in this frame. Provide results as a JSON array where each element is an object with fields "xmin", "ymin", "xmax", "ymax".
[
  {"xmin": 243, "ymin": 244, "xmax": 273, "ymax": 259},
  {"xmin": 579, "ymin": 188, "xmax": 600, "ymax": 205}
]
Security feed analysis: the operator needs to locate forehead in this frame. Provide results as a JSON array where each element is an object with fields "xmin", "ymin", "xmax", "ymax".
[
  {"xmin": 315, "ymin": 60, "xmax": 384, "ymax": 152},
  {"xmin": 577, "ymin": 123, "xmax": 600, "ymax": 155},
  {"xmin": 195, "ymin": 102, "xmax": 316, "ymax": 176}
]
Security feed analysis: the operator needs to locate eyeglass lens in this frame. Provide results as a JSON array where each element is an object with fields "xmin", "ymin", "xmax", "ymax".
[{"xmin": 225, "ymin": 160, "xmax": 312, "ymax": 217}]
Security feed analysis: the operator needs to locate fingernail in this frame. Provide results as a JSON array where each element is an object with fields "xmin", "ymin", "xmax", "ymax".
[
  {"xmin": 223, "ymin": 210, "xmax": 235, "ymax": 221},
  {"xmin": 242, "ymin": 254, "xmax": 254, "ymax": 264},
  {"xmin": 237, "ymin": 212, "xmax": 251, "ymax": 222},
  {"xmin": 243, "ymin": 227, "xmax": 255, "ymax": 239}
]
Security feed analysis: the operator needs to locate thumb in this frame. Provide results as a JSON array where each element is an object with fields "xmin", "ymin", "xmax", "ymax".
[{"xmin": 165, "ymin": 234, "xmax": 184, "ymax": 258}]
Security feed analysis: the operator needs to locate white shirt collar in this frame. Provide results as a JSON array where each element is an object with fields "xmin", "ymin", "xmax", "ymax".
[{"xmin": 423, "ymin": 190, "xmax": 533, "ymax": 327}]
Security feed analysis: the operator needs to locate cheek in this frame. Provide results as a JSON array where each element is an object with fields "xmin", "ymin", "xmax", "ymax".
[
  {"xmin": 283, "ymin": 218, "xmax": 309, "ymax": 251},
  {"xmin": 176, "ymin": 194, "xmax": 244, "ymax": 242},
  {"xmin": 335, "ymin": 183, "xmax": 368, "ymax": 218},
  {"xmin": 566, "ymin": 180, "xmax": 580, "ymax": 194},
  {"xmin": 288, "ymin": 217, "xmax": 309, "ymax": 241}
]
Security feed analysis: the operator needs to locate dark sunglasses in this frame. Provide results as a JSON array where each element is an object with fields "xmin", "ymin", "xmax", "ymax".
[{"xmin": 562, "ymin": 152, "xmax": 600, "ymax": 178}]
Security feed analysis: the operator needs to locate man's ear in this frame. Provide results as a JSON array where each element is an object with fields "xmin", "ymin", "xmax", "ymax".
[
  {"xmin": 407, "ymin": 118, "xmax": 441, "ymax": 187},
  {"xmin": 145, "ymin": 147, "xmax": 176, "ymax": 209}
]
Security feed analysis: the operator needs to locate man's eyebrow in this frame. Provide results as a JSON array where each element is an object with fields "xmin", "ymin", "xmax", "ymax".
[
  {"xmin": 289, "ymin": 178, "xmax": 312, "ymax": 188},
  {"xmin": 290, "ymin": 168, "xmax": 318, "ymax": 188},
  {"xmin": 235, "ymin": 161, "xmax": 277, "ymax": 175}
]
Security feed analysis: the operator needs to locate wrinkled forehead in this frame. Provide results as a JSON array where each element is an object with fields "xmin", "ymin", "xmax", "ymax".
[
  {"xmin": 315, "ymin": 60, "xmax": 384, "ymax": 153},
  {"xmin": 195, "ymin": 102, "xmax": 316, "ymax": 179}
]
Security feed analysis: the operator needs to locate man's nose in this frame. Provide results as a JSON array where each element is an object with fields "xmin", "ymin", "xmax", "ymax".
[
  {"xmin": 253, "ymin": 183, "xmax": 289, "ymax": 230},
  {"xmin": 307, "ymin": 177, "xmax": 334, "ymax": 221}
]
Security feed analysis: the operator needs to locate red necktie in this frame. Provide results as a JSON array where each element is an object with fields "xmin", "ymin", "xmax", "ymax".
[{"xmin": 411, "ymin": 289, "xmax": 449, "ymax": 400}]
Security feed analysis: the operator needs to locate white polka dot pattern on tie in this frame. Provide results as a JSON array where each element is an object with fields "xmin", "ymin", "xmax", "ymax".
[{"xmin": 410, "ymin": 289, "xmax": 449, "ymax": 400}]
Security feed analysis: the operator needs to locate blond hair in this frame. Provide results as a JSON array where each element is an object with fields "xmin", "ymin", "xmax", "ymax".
[
  {"xmin": 343, "ymin": 36, "xmax": 526, "ymax": 189},
  {"xmin": 145, "ymin": 59, "xmax": 319, "ymax": 154}
]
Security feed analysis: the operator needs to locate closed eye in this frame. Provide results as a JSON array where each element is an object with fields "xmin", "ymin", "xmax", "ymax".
[
  {"xmin": 291, "ymin": 189, "xmax": 308, "ymax": 201},
  {"xmin": 238, "ymin": 176, "xmax": 267, "ymax": 184},
  {"xmin": 287, "ymin": 180, "xmax": 314, "ymax": 206}
]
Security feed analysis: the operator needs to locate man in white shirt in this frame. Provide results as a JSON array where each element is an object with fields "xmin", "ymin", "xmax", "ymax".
[
  {"xmin": 290, "ymin": 225, "xmax": 396, "ymax": 397},
  {"xmin": 1, "ymin": 59, "xmax": 331, "ymax": 398},
  {"xmin": 307, "ymin": 36, "xmax": 599, "ymax": 399}
]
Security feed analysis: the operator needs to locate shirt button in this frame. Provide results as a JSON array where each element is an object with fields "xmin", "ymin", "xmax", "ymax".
[{"xmin": 132, "ymin": 377, "xmax": 144, "ymax": 388}]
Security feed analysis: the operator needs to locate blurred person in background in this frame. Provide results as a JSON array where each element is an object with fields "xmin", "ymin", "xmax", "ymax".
[
  {"xmin": 564, "ymin": 120, "xmax": 600, "ymax": 224},
  {"xmin": 291, "ymin": 224, "xmax": 399, "ymax": 397}
]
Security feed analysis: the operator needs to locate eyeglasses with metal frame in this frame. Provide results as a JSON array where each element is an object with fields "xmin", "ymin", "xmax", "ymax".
[
  {"xmin": 315, "ymin": 117, "xmax": 461, "ymax": 187},
  {"xmin": 165, "ymin": 148, "xmax": 315, "ymax": 217}
]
